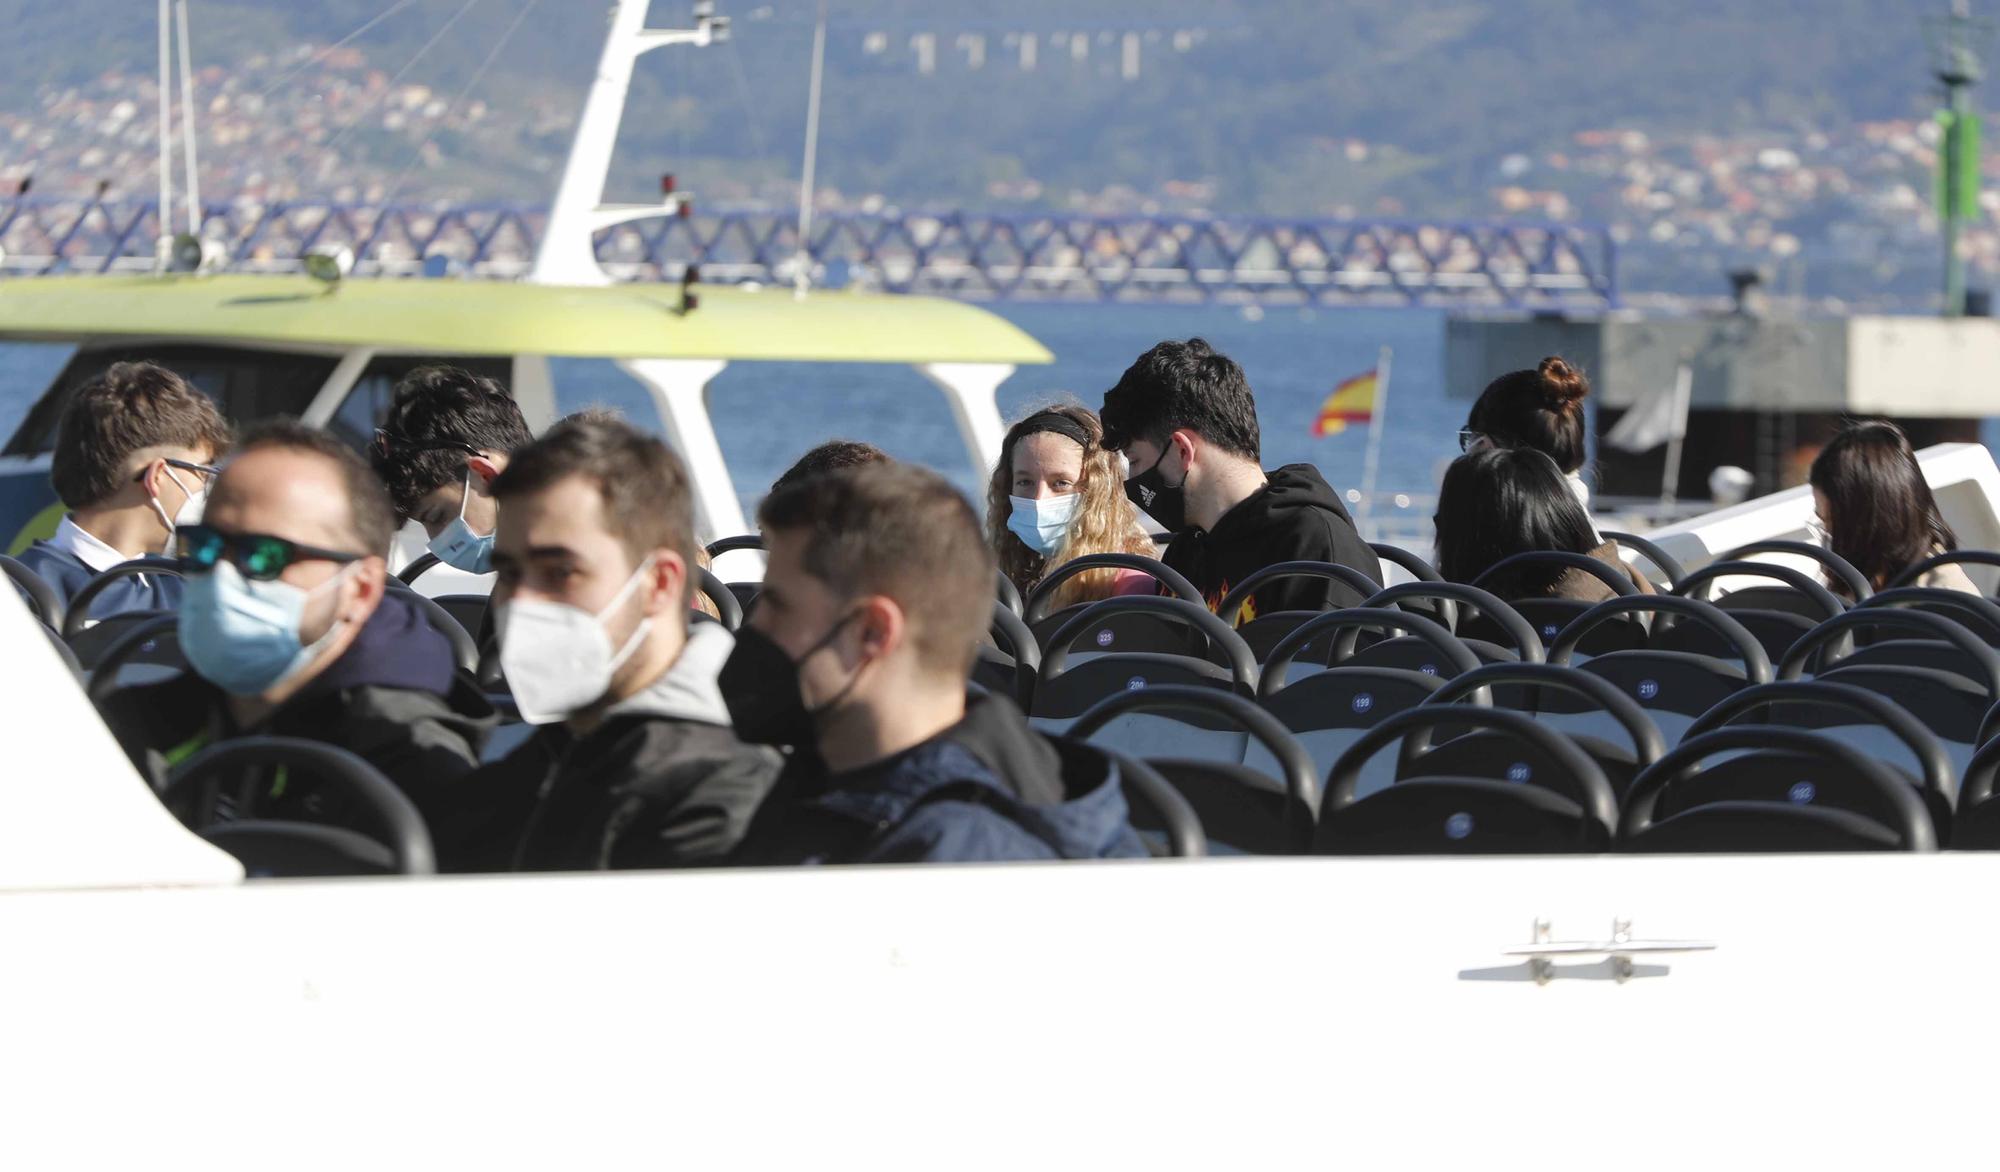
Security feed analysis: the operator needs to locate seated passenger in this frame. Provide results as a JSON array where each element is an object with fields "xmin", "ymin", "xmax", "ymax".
[
  {"xmin": 457, "ymin": 414, "xmax": 780, "ymax": 872},
  {"xmin": 369, "ymin": 365, "xmax": 533, "ymax": 575},
  {"xmin": 1459, "ymin": 355, "xmax": 1596, "ymax": 527},
  {"xmin": 1100, "ymin": 338, "xmax": 1382, "ymax": 622},
  {"xmin": 770, "ymin": 438, "xmax": 890, "ymax": 496},
  {"xmin": 16, "ymin": 361, "xmax": 230, "ymax": 615},
  {"xmin": 724, "ymin": 462, "xmax": 1146, "ymax": 864},
  {"xmin": 1811, "ymin": 419, "xmax": 1977, "ymax": 596},
  {"xmin": 1434, "ymin": 447, "xmax": 1654, "ymax": 601},
  {"xmin": 987, "ymin": 405, "xmax": 1156, "ymax": 609},
  {"xmin": 100, "ymin": 421, "xmax": 492, "ymax": 821}
]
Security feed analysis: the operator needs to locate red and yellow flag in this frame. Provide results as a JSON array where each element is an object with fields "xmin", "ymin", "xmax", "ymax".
[{"xmin": 1312, "ymin": 368, "xmax": 1378, "ymax": 437}]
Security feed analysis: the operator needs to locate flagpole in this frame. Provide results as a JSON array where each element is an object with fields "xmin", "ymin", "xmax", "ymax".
[{"xmin": 1357, "ymin": 345, "xmax": 1393, "ymax": 540}]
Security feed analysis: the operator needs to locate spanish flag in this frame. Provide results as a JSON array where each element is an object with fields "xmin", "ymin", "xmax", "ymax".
[{"xmin": 1313, "ymin": 368, "xmax": 1378, "ymax": 437}]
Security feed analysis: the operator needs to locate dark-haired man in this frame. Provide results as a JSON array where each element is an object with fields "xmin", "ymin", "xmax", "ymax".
[
  {"xmin": 369, "ymin": 365, "xmax": 533, "ymax": 574},
  {"xmin": 16, "ymin": 361, "xmax": 232, "ymax": 615},
  {"xmin": 1101, "ymin": 337, "xmax": 1381, "ymax": 621},
  {"xmin": 457, "ymin": 413, "xmax": 779, "ymax": 872},
  {"xmin": 769, "ymin": 438, "xmax": 890, "ymax": 497},
  {"xmin": 723, "ymin": 461, "xmax": 1145, "ymax": 864},
  {"xmin": 100, "ymin": 421, "xmax": 493, "ymax": 820}
]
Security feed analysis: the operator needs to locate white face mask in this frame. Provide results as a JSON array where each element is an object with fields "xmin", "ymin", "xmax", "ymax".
[
  {"xmin": 148, "ymin": 464, "xmax": 207, "ymax": 557},
  {"xmin": 495, "ymin": 558, "xmax": 655, "ymax": 725},
  {"xmin": 1007, "ymin": 492, "xmax": 1081, "ymax": 556}
]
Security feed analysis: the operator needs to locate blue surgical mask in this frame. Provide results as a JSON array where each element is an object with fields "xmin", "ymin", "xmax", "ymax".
[
  {"xmin": 1007, "ymin": 492, "xmax": 1081, "ymax": 556},
  {"xmin": 427, "ymin": 469, "xmax": 495, "ymax": 574},
  {"xmin": 179, "ymin": 561, "xmax": 352, "ymax": 696}
]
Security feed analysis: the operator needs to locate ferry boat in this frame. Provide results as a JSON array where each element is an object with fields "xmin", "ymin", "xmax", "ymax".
[
  {"xmin": 6, "ymin": 3, "xmax": 2000, "ymax": 1168},
  {"xmin": 0, "ymin": 0, "xmax": 1048, "ymax": 560}
]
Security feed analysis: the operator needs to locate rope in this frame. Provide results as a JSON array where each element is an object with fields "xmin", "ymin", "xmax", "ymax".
[
  {"xmin": 724, "ymin": 37, "xmax": 773, "ymax": 176},
  {"xmin": 323, "ymin": 0, "xmax": 486, "ymax": 157},
  {"xmin": 255, "ymin": 0, "xmax": 423, "ymax": 101},
  {"xmin": 377, "ymin": 0, "xmax": 542, "ymax": 207}
]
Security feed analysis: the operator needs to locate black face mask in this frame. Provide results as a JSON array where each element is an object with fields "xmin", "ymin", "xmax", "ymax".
[
  {"xmin": 718, "ymin": 613, "xmax": 859, "ymax": 747},
  {"xmin": 1124, "ymin": 447, "xmax": 1188, "ymax": 533}
]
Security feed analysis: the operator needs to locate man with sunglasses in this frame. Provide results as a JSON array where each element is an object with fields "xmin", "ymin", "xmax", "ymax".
[
  {"xmin": 369, "ymin": 366, "xmax": 532, "ymax": 575},
  {"xmin": 99, "ymin": 421, "xmax": 494, "ymax": 830},
  {"xmin": 15, "ymin": 361, "xmax": 231, "ymax": 618}
]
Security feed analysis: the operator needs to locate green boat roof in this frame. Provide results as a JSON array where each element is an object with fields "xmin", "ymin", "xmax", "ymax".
[{"xmin": 0, "ymin": 274, "xmax": 1053, "ymax": 365}]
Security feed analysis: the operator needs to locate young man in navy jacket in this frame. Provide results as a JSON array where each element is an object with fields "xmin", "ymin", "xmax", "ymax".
[
  {"xmin": 16, "ymin": 362, "xmax": 230, "ymax": 617},
  {"xmin": 723, "ymin": 461, "xmax": 1146, "ymax": 865}
]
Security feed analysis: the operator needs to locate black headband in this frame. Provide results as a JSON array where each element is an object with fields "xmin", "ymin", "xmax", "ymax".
[{"xmin": 1016, "ymin": 411, "xmax": 1092, "ymax": 448}]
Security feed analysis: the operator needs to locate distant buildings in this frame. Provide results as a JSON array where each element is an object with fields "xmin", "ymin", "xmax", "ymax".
[{"xmin": 0, "ymin": 38, "xmax": 1986, "ymax": 306}]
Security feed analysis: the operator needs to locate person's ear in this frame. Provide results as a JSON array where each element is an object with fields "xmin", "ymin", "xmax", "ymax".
[
  {"xmin": 1170, "ymin": 429, "xmax": 1198, "ymax": 475},
  {"xmin": 854, "ymin": 594, "xmax": 905, "ymax": 664},
  {"xmin": 343, "ymin": 557, "xmax": 387, "ymax": 625},
  {"xmin": 644, "ymin": 549, "xmax": 689, "ymax": 617},
  {"xmin": 139, "ymin": 456, "xmax": 170, "ymax": 499},
  {"xmin": 466, "ymin": 454, "xmax": 502, "ymax": 489}
]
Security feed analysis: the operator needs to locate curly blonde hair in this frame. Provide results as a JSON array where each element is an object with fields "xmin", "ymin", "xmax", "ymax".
[{"xmin": 985, "ymin": 402, "xmax": 1155, "ymax": 612}]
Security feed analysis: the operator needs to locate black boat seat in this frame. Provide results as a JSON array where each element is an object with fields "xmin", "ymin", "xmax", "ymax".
[
  {"xmin": 1030, "ymin": 596, "xmax": 1257, "ymax": 736},
  {"xmin": 1316, "ymin": 707, "xmax": 1617, "ymax": 855},
  {"xmin": 1620, "ymin": 726, "xmax": 1936, "ymax": 853},
  {"xmin": 1068, "ymin": 686, "xmax": 1319, "ymax": 855}
]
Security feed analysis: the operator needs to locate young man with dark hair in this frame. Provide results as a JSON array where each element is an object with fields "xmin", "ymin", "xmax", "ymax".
[
  {"xmin": 459, "ymin": 413, "xmax": 779, "ymax": 872},
  {"xmin": 1100, "ymin": 337, "xmax": 1382, "ymax": 620},
  {"xmin": 17, "ymin": 361, "xmax": 232, "ymax": 613},
  {"xmin": 768, "ymin": 439, "xmax": 890, "ymax": 497},
  {"xmin": 369, "ymin": 365, "xmax": 533, "ymax": 574},
  {"xmin": 723, "ymin": 461, "xmax": 1145, "ymax": 865},
  {"xmin": 100, "ymin": 420, "xmax": 493, "ymax": 824}
]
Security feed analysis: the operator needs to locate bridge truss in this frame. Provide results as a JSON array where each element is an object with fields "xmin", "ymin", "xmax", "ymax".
[{"xmin": 0, "ymin": 196, "xmax": 1616, "ymax": 310}]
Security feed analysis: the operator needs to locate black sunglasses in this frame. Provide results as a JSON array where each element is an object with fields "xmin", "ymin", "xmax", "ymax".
[
  {"xmin": 178, "ymin": 523, "xmax": 362, "ymax": 582},
  {"xmin": 372, "ymin": 428, "xmax": 480, "ymax": 462}
]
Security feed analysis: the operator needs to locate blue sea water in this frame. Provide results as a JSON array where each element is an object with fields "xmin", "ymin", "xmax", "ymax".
[
  {"xmin": 558, "ymin": 302, "xmax": 1455, "ymax": 524},
  {"xmin": 0, "ymin": 302, "xmax": 1455, "ymax": 532}
]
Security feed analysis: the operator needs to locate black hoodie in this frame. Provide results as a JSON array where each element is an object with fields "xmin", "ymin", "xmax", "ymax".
[{"xmin": 1163, "ymin": 463, "xmax": 1383, "ymax": 622}]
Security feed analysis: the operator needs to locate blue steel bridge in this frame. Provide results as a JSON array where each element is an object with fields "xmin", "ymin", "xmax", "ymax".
[{"xmin": 0, "ymin": 195, "xmax": 1617, "ymax": 310}]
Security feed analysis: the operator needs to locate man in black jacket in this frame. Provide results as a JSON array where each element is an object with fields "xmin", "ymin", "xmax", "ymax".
[
  {"xmin": 1101, "ymin": 337, "xmax": 1382, "ymax": 622},
  {"xmin": 450, "ymin": 414, "xmax": 779, "ymax": 872},
  {"xmin": 101, "ymin": 421, "xmax": 493, "ymax": 827}
]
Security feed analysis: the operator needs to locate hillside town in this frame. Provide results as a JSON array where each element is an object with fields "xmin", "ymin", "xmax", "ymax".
[{"xmin": 0, "ymin": 39, "xmax": 1984, "ymax": 307}]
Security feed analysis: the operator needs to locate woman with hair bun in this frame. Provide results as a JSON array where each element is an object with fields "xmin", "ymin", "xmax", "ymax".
[
  {"xmin": 986, "ymin": 404, "xmax": 1157, "ymax": 611},
  {"xmin": 1810, "ymin": 419, "xmax": 1977, "ymax": 597},
  {"xmin": 1460, "ymin": 355, "xmax": 1595, "ymax": 518}
]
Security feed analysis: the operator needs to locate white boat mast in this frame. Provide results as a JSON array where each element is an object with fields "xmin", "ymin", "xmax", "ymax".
[
  {"xmin": 792, "ymin": 4, "xmax": 826, "ymax": 299},
  {"xmin": 530, "ymin": 0, "xmax": 729, "ymax": 286},
  {"xmin": 156, "ymin": 0, "xmax": 173, "ymax": 269},
  {"xmin": 175, "ymin": 0, "xmax": 202, "ymax": 237}
]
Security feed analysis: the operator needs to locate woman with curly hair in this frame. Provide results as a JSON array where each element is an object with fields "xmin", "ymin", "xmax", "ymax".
[{"xmin": 986, "ymin": 404, "xmax": 1157, "ymax": 612}]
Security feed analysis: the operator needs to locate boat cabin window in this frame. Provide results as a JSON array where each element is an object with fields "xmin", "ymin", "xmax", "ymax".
[
  {"xmin": 325, "ymin": 356, "xmax": 513, "ymax": 454},
  {"xmin": 1, "ymin": 344, "xmax": 339, "ymax": 457}
]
